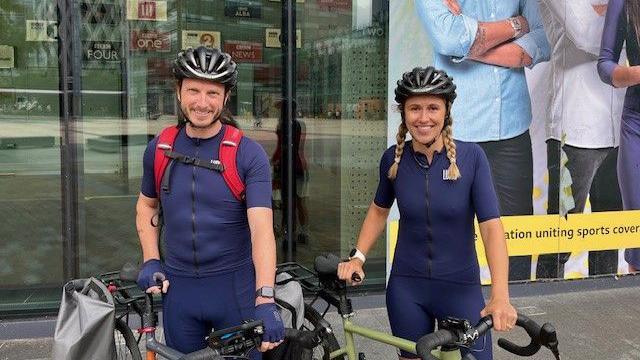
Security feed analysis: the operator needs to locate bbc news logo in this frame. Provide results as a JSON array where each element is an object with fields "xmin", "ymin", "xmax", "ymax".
[{"xmin": 138, "ymin": 1, "xmax": 156, "ymax": 20}]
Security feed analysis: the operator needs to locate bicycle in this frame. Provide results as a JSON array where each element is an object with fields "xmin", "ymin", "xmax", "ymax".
[
  {"xmin": 96, "ymin": 262, "xmax": 338, "ymax": 360},
  {"xmin": 294, "ymin": 253, "xmax": 562, "ymax": 360},
  {"xmin": 96, "ymin": 264, "xmax": 147, "ymax": 360}
]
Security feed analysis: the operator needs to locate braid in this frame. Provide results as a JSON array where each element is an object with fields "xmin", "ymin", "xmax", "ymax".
[
  {"xmin": 442, "ymin": 125, "xmax": 461, "ymax": 181},
  {"xmin": 388, "ymin": 122, "xmax": 408, "ymax": 180}
]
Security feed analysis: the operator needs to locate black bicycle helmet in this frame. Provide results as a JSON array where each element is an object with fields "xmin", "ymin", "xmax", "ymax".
[
  {"xmin": 394, "ymin": 66, "xmax": 456, "ymax": 105},
  {"xmin": 173, "ymin": 46, "xmax": 238, "ymax": 89}
]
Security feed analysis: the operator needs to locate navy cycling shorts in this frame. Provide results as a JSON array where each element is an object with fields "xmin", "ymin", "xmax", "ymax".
[
  {"xmin": 386, "ymin": 275, "xmax": 492, "ymax": 359},
  {"xmin": 162, "ymin": 264, "xmax": 260, "ymax": 359}
]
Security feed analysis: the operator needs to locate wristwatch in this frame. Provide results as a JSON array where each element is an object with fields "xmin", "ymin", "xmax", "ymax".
[
  {"xmin": 349, "ymin": 248, "xmax": 366, "ymax": 264},
  {"xmin": 255, "ymin": 286, "xmax": 275, "ymax": 299},
  {"xmin": 508, "ymin": 17, "xmax": 523, "ymax": 39}
]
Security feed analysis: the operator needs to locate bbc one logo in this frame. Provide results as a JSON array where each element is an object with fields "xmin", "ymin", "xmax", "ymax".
[{"xmin": 131, "ymin": 30, "xmax": 170, "ymax": 52}]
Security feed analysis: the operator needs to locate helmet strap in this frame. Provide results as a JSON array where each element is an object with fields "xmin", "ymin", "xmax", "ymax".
[
  {"xmin": 423, "ymin": 130, "xmax": 443, "ymax": 149},
  {"xmin": 415, "ymin": 127, "xmax": 445, "ymax": 151}
]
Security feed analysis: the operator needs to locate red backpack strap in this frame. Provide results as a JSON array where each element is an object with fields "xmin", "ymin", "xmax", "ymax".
[
  {"xmin": 219, "ymin": 125, "xmax": 245, "ymax": 201},
  {"xmin": 154, "ymin": 125, "xmax": 181, "ymax": 196}
]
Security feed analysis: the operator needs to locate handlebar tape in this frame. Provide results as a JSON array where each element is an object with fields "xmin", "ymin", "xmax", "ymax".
[
  {"xmin": 497, "ymin": 315, "xmax": 542, "ymax": 356},
  {"xmin": 416, "ymin": 330, "xmax": 458, "ymax": 360}
]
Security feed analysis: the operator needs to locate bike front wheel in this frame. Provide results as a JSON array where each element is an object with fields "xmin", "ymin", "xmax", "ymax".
[{"xmin": 113, "ymin": 318, "xmax": 142, "ymax": 360}]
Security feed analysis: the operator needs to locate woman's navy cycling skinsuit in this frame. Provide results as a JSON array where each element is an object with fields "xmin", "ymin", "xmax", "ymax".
[
  {"xmin": 141, "ymin": 125, "xmax": 272, "ymax": 357},
  {"xmin": 375, "ymin": 141, "xmax": 500, "ymax": 360},
  {"xmin": 598, "ymin": 0, "xmax": 640, "ymax": 269}
]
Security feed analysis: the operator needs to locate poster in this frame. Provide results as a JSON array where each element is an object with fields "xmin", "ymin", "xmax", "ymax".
[
  {"xmin": 224, "ymin": 0, "xmax": 262, "ymax": 18},
  {"xmin": 130, "ymin": 30, "xmax": 171, "ymax": 52},
  {"xmin": 0, "ymin": 46, "xmax": 14, "ymax": 68},
  {"xmin": 386, "ymin": 0, "xmax": 636, "ymax": 282},
  {"xmin": 126, "ymin": 0, "xmax": 167, "ymax": 21},
  {"xmin": 83, "ymin": 41, "xmax": 121, "ymax": 62},
  {"xmin": 265, "ymin": 28, "xmax": 301, "ymax": 49},
  {"xmin": 181, "ymin": 30, "xmax": 221, "ymax": 50},
  {"xmin": 25, "ymin": 20, "xmax": 58, "ymax": 42},
  {"xmin": 223, "ymin": 41, "xmax": 262, "ymax": 63}
]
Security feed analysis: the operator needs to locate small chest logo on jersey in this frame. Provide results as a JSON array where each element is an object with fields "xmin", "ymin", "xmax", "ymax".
[{"xmin": 442, "ymin": 169, "xmax": 451, "ymax": 181}]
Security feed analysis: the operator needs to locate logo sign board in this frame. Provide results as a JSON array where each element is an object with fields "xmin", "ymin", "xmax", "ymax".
[
  {"xmin": 224, "ymin": 0, "xmax": 261, "ymax": 18},
  {"xmin": 265, "ymin": 28, "xmax": 301, "ymax": 49},
  {"xmin": 318, "ymin": 0, "xmax": 351, "ymax": 10},
  {"xmin": 224, "ymin": 41, "xmax": 262, "ymax": 63},
  {"xmin": 182, "ymin": 30, "xmax": 221, "ymax": 50},
  {"xmin": 126, "ymin": 0, "xmax": 167, "ymax": 21},
  {"xmin": 131, "ymin": 30, "xmax": 170, "ymax": 51},
  {"xmin": 84, "ymin": 41, "xmax": 121, "ymax": 62},
  {"xmin": 26, "ymin": 20, "xmax": 58, "ymax": 42},
  {"xmin": 0, "ymin": 46, "xmax": 14, "ymax": 68}
]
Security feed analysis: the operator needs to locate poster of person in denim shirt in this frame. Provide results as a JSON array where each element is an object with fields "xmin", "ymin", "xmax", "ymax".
[{"xmin": 414, "ymin": 0, "xmax": 551, "ymax": 281}]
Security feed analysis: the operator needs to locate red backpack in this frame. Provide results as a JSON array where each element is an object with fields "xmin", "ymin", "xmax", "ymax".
[{"xmin": 153, "ymin": 125, "xmax": 246, "ymax": 201}]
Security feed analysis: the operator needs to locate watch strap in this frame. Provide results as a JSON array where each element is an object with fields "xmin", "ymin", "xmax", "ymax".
[{"xmin": 349, "ymin": 248, "xmax": 366, "ymax": 264}]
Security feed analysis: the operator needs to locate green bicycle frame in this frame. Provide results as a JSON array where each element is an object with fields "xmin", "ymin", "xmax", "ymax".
[{"xmin": 327, "ymin": 315, "xmax": 463, "ymax": 360}]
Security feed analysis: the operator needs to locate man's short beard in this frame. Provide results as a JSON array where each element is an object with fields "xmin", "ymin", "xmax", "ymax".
[
  {"xmin": 187, "ymin": 116, "xmax": 220, "ymax": 129},
  {"xmin": 181, "ymin": 105, "xmax": 223, "ymax": 129}
]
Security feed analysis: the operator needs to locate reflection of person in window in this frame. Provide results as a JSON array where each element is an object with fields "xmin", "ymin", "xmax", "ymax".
[
  {"xmin": 200, "ymin": 33, "xmax": 215, "ymax": 48},
  {"xmin": 598, "ymin": 0, "xmax": 640, "ymax": 273},
  {"xmin": 534, "ymin": 0, "xmax": 624, "ymax": 279},
  {"xmin": 272, "ymin": 114, "xmax": 309, "ymax": 250},
  {"xmin": 415, "ymin": 0, "xmax": 551, "ymax": 281}
]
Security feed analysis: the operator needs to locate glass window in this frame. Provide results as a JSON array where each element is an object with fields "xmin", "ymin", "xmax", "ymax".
[
  {"xmin": 286, "ymin": 0, "xmax": 389, "ymax": 285},
  {"xmin": 0, "ymin": 0, "xmax": 389, "ymax": 316},
  {"xmin": 0, "ymin": 0, "xmax": 63, "ymax": 313}
]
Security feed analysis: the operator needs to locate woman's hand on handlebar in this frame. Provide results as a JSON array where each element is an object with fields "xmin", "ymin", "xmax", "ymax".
[
  {"xmin": 337, "ymin": 259, "xmax": 365, "ymax": 285},
  {"xmin": 481, "ymin": 298, "xmax": 517, "ymax": 332}
]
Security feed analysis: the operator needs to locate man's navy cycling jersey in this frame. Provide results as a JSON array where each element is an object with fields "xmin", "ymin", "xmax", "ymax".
[
  {"xmin": 375, "ymin": 141, "xmax": 500, "ymax": 284},
  {"xmin": 141, "ymin": 125, "xmax": 272, "ymax": 277}
]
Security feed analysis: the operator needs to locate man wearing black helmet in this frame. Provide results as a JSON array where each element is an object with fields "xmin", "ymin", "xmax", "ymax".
[
  {"xmin": 135, "ymin": 46, "xmax": 283, "ymax": 357},
  {"xmin": 338, "ymin": 67, "xmax": 516, "ymax": 360}
]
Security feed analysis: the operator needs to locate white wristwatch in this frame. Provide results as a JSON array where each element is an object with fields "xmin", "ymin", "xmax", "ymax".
[{"xmin": 349, "ymin": 248, "xmax": 366, "ymax": 264}]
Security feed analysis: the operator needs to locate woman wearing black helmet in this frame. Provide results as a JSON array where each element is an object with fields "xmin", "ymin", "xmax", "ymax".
[{"xmin": 338, "ymin": 67, "xmax": 516, "ymax": 359}]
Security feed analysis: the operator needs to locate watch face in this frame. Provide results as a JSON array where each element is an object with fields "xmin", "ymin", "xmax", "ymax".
[
  {"xmin": 513, "ymin": 18, "xmax": 521, "ymax": 30},
  {"xmin": 257, "ymin": 286, "xmax": 274, "ymax": 297}
]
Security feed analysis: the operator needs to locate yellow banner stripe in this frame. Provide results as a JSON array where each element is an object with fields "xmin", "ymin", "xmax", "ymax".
[{"xmin": 388, "ymin": 210, "xmax": 640, "ymax": 268}]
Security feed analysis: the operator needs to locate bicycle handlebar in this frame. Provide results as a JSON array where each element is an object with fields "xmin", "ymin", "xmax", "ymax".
[
  {"xmin": 416, "ymin": 316, "xmax": 493, "ymax": 360},
  {"xmin": 497, "ymin": 321, "xmax": 560, "ymax": 359},
  {"xmin": 416, "ymin": 313, "xmax": 560, "ymax": 360},
  {"xmin": 178, "ymin": 328, "xmax": 319, "ymax": 360},
  {"xmin": 314, "ymin": 253, "xmax": 362, "ymax": 283}
]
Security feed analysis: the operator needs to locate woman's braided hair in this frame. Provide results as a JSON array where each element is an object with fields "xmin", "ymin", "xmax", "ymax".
[{"xmin": 388, "ymin": 66, "xmax": 460, "ymax": 181}]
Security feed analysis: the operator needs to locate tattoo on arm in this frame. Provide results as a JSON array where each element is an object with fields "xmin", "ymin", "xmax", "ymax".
[
  {"xmin": 469, "ymin": 25, "xmax": 488, "ymax": 57},
  {"xmin": 519, "ymin": 49, "xmax": 532, "ymax": 67}
]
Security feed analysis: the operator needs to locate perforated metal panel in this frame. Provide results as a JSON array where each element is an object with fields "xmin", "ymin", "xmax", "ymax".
[{"xmin": 338, "ymin": 29, "xmax": 387, "ymax": 257}]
